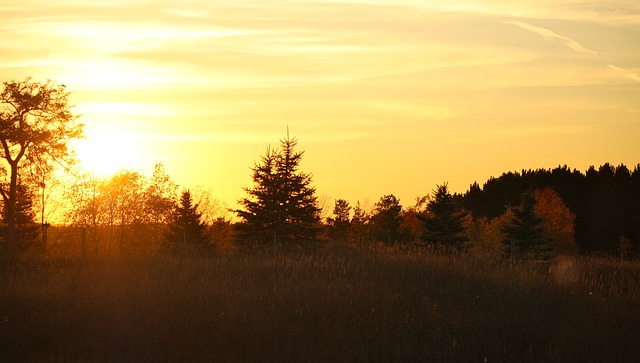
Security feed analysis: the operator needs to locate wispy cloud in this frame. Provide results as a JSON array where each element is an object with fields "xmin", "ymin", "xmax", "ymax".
[
  {"xmin": 3, "ymin": 0, "xmax": 639, "ymax": 204},
  {"xmin": 505, "ymin": 20, "xmax": 640, "ymax": 84},
  {"xmin": 504, "ymin": 20, "xmax": 599, "ymax": 59},
  {"xmin": 607, "ymin": 64, "xmax": 640, "ymax": 83}
]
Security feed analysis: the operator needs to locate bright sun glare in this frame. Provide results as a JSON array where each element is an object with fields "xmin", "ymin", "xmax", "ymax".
[{"xmin": 74, "ymin": 131, "xmax": 144, "ymax": 177}]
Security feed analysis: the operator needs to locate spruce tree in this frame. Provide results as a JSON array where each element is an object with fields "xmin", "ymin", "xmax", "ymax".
[
  {"xmin": 502, "ymin": 191, "xmax": 553, "ymax": 261},
  {"xmin": 236, "ymin": 133, "xmax": 320, "ymax": 244},
  {"xmin": 163, "ymin": 190, "xmax": 210, "ymax": 253},
  {"xmin": 1, "ymin": 183, "xmax": 39, "ymax": 250},
  {"xmin": 419, "ymin": 183, "xmax": 468, "ymax": 249}
]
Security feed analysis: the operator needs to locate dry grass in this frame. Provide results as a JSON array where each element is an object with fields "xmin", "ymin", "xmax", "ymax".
[{"xmin": 1, "ymin": 244, "xmax": 639, "ymax": 362}]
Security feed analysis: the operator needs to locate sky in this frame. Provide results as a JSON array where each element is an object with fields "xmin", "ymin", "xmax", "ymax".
[{"xmin": 1, "ymin": 0, "xmax": 639, "ymax": 211}]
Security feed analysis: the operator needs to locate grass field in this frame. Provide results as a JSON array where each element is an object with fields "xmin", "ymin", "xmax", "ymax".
[{"xmin": 1, "ymin": 244, "xmax": 639, "ymax": 362}]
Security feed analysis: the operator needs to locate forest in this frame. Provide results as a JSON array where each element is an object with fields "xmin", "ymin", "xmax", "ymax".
[{"xmin": 2, "ymin": 78, "xmax": 640, "ymax": 361}]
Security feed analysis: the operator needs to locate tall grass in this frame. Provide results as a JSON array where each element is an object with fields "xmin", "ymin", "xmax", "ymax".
[{"xmin": 1, "ymin": 244, "xmax": 639, "ymax": 362}]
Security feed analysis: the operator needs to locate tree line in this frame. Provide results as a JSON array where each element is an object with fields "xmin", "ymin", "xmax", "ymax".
[
  {"xmin": 1, "ymin": 78, "xmax": 638, "ymax": 259},
  {"xmin": 463, "ymin": 164, "xmax": 640, "ymax": 255},
  {"xmin": 61, "ymin": 164, "xmax": 233, "ymax": 255},
  {"xmin": 228, "ymin": 129, "xmax": 630, "ymax": 260}
]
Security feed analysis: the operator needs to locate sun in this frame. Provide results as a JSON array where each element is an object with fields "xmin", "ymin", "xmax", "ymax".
[{"xmin": 73, "ymin": 130, "xmax": 145, "ymax": 177}]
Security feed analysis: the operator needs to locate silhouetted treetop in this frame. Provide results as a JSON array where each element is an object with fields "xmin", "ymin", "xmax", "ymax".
[
  {"xmin": 420, "ymin": 183, "xmax": 468, "ymax": 248},
  {"xmin": 462, "ymin": 163, "xmax": 640, "ymax": 255},
  {"xmin": 164, "ymin": 190, "xmax": 210, "ymax": 252},
  {"xmin": 370, "ymin": 194, "xmax": 403, "ymax": 244},
  {"xmin": 0, "ymin": 78, "xmax": 83, "ymax": 253},
  {"xmin": 236, "ymin": 133, "xmax": 320, "ymax": 244},
  {"xmin": 502, "ymin": 190, "xmax": 553, "ymax": 261}
]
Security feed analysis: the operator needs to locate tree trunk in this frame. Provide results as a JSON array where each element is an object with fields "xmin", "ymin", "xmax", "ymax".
[{"xmin": 5, "ymin": 162, "xmax": 19, "ymax": 255}]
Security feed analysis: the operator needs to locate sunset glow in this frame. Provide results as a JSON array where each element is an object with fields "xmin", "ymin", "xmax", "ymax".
[
  {"xmin": 2, "ymin": 1, "xmax": 639, "ymax": 207},
  {"xmin": 73, "ymin": 129, "xmax": 148, "ymax": 177}
]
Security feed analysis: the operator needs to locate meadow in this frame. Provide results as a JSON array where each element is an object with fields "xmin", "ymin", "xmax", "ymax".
[{"xmin": 1, "ymin": 244, "xmax": 639, "ymax": 362}]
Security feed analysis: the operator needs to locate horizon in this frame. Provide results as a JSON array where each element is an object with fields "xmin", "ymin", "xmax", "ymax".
[{"xmin": 2, "ymin": 1, "xmax": 639, "ymax": 209}]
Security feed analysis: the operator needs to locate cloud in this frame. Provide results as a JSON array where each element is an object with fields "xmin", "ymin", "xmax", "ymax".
[
  {"xmin": 504, "ymin": 20, "xmax": 599, "ymax": 59},
  {"xmin": 607, "ymin": 64, "xmax": 640, "ymax": 83},
  {"xmin": 506, "ymin": 20, "xmax": 640, "ymax": 84}
]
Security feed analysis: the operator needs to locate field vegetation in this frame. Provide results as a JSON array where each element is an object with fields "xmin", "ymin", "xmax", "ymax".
[
  {"xmin": 2, "ymin": 244, "xmax": 639, "ymax": 362},
  {"xmin": 2, "ymin": 67, "xmax": 640, "ymax": 363}
]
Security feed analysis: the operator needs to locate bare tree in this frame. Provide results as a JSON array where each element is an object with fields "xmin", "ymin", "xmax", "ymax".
[{"xmin": 144, "ymin": 162, "xmax": 177, "ymax": 246}]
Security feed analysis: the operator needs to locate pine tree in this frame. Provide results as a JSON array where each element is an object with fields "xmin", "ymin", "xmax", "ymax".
[
  {"xmin": 502, "ymin": 191, "xmax": 553, "ymax": 261},
  {"xmin": 419, "ymin": 183, "xmax": 468, "ymax": 249},
  {"xmin": 163, "ymin": 190, "xmax": 209, "ymax": 253},
  {"xmin": 236, "ymin": 133, "xmax": 320, "ymax": 244}
]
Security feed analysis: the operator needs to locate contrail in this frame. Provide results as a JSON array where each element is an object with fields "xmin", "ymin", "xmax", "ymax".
[
  {"xmin": 607, "ymin": 64, "xmax": 640, "ymax": 83},
  {"xmin": 505, "ymin": 20, "xmax": 640, "ymax": 83},
  {"xmin": 504, "ymin": 20, "xmax": 600, "ymax": 59}
]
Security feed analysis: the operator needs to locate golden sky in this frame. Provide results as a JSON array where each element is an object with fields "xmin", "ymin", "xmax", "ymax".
[{"xmin": 2, "ymin": 0, "xmax": 639, "ymax": 209}]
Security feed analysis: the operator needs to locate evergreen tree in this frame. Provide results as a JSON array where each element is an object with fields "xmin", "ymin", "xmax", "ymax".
[
  {"xmin": 532, "ymin": 187, "xmax": 576, "ymax": 255},
  {"xmin": 236, "ymin": 133, "xmax": 320, "ymax": 244},
  {"xmin": 370, "ymin": 194, "xmax": 403, "ymax": 244},
  {"xmin": 419, "ymin": 183, "xmax": 468, "ymax": 249},
  {"xmin": 163, "ymin": 190, "xmax": 209, "ymax": 253},
  {"xmin": 1, "ymin": 183, "xmax": 39, "ymax": 249},
  {"xmin": 460, "ymin": 163, "xmax": 635, "ymax": 254},
  {"xmin": 349, "ymin": 201, "xmax": 369, "ymax": 243},
  {"xmin": 502, "ymin": 191, "xmax": 553, "ymax": 261},
  {"xmin": 327, "ymin": 199, "xmax": 351, "ymax": 241}
]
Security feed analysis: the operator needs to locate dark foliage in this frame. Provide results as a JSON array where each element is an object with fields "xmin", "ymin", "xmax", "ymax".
[
  {"xmin": 0, "ymin": 78, "xmax": 82, "ymax": 252},
  {"xmin": 370, "ymin": 194, "xmax": 404, "ymax": 244},
  {"xmin": 348, "ymin": 201, "xmax": 370, "ymax": 243},
  {"xmin": 463, "ymin": 163, "xmax": 640, "ymax": 255},
  {"xmin": 420, "ymin": 183, "xmax": 468, "ymax": 248},
  {"xmin": 0, "ymin": 183, "xmax": 39, "ymax": 250},
  {"xmin": 236, "ymin": 133, "xmax": 320, "ymax": 244},
  {"xmin": 163, "ymin": 190, "xmax": 210, "ymax": 252},
  {"xmin": 502, "ymin": 191, "xmax": 553, "ymax": 261},
  {"xmin": 327, "ymin": 199, "xmax": 351, "ymax": 241}
]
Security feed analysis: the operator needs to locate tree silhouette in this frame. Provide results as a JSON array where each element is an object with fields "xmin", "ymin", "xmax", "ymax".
[
  {"xmin": 0, "ymin": 78, "xmax": 83, "ymax": 253},
  {"xmin": 237, "ymin": 133, "xmax": 320, "ymax": 244},
  {"xmin": 327, "ymin": 199, "xmax": 351, "ymax": 241},
  {"xmin": 460, "ymin": 164, "xmax": 638, "ymax": 254},
  {"xmin": 164, "ymin": 190, "xmax": 209, "ymax": 253},
  {"xmin": 370, "ymin": 194, "xmax": 403, "ymax": 244},
  {"xmin": 349, "ymin": 201, "xmax": 369, "ymax": 243},
  {"xmin": 107, "ymin": 170, "xmax": 147, "ymax": 251},
  {"xmin": 144, "ymin": 163, "xmax": 177, "ymax": 246},
  {"xmin": 65, "ymin": 172, "xmax": 104, "ymax": 254},
  {"xmin": 419, "ymin": 183, "xmax": 468, "ymax": 249},
  {"xmin": 532, "ymin": 187, "xmax": 576, "ymax": 255},
  {"xmin": 502, "ymin": 191, "xmax": 553, "ymax": 262},
  {"xmin": 1, "ymin": 183, "xmax": 38, "ymax": 250},
  {"xmin": 401, "ymin": 196, "xmax": 429, "ymax": 242}
]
